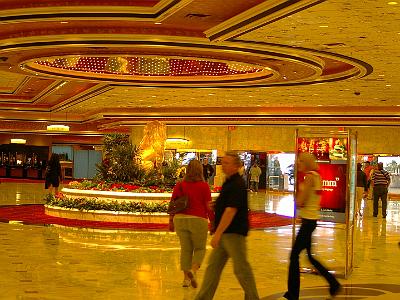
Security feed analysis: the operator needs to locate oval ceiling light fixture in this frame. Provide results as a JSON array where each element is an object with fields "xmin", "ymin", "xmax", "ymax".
[
  {"xmin": 47, "ymin": 124, "xmax": 70, "ymax": 132},
  {"xmin": 22, "ymin": 55, "xmax": 272, "ymax": 86}
]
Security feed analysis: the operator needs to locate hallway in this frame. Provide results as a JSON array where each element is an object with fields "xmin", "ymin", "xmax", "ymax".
[{"xmin": 0, "ymin": 182, "xmax": 399, "ymax": 299}]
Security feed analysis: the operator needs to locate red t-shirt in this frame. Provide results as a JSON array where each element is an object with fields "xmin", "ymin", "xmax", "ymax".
[{"xmin": 171, "ymin": 180, "xmax": 214, "ymax": 221}]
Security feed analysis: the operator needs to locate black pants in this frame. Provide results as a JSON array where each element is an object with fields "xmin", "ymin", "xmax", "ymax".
[
  {"xmin": 373, "ymin": 185, "xmax": 388, "ymax": 217},
  {"xmin": 285, "ymin": 219, "xmax": 339, "ymax": 300}
]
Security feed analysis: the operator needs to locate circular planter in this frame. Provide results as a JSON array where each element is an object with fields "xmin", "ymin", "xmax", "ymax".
[
  {"xmin": 45, "ymin": 205, "xmax": 169, "ymax": 224},
  {"xmin": 45, "ymin": 188, "xmax": 219, "ymax": 224}
]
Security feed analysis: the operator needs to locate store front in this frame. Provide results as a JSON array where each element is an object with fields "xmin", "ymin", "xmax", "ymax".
[
  {"xmin": 361, "ymin": 155, "xmax": 400, "ymax": 196},
  {"xmin": 267, "ymin": 153, "xmax": 295, "ymax": 192}
]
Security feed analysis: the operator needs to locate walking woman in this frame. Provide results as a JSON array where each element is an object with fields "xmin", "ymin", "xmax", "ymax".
[
  {"xmin": 45, "ymin": 153, "xmax": 62, "ymax": 195},
  {"xmin": 169, "ymin": 159, "xmax": 215, "ymax": 288},
  {"xmin": 283, "ymin": 153, "xmax": 341, "ymax": 300}
]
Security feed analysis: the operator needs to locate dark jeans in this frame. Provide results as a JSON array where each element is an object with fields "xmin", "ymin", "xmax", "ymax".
[
  {"xmin": 373, "ymin": 185, "xmax": 388, "ymax": 217},
  {"xmin": 285, "ymin": 219, "xmax": 339, "ymax": 300}
]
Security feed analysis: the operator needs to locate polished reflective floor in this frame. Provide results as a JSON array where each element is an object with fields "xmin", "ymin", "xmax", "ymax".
[{"xmin": 0, "ymin": 182, "xmax": 399, "ymax": 299}]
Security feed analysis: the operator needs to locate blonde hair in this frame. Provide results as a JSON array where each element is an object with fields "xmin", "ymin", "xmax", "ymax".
[
  {"xmin": 184, "ymin": 159, "xmax": 205, "ymax": 182},
  {"xmin": 298, "ymin": 152, "xmax": 318, "ymax": 171}
]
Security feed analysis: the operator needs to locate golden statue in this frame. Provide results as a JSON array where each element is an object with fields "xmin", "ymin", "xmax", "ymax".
[{"xmin": 139, "ymin": 120, "xmax": 167, "ymax": 170}]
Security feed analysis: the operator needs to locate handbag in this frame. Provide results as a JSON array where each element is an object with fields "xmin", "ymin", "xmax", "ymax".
[{"xmin": 167, "ymin": 182, "xmax": 188, "ymax": 214}]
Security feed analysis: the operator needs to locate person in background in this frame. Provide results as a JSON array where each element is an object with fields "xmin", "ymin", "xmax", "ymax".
[
  {"xmin": 372, "ymin": 162, "xmax": 391, "ymax": 218},
  {"xmin": 195, "ymin": 151, "xmax": 259, "ymax": 300},
  {"xmin": 202, "ymin": 158, "xmax": 215, "ymax": 185},
  {"xmin": 44, "ymin": 153, "xmax": 62, "ymax": 195},
  {"xmin": 356, "ymin": 163, "xmax": 368, "ymax": 217},
  {"xmin": 169, "ymin": 159, "xmax": 214, "ymax": 288},
  {"xmin": 249, "ymin": 162, "xmax": 262, "ymax": 192},
  {"xmin": 363, "ymin": 161, "xmax": 373, "ymax": 199},
  {"xmin": 283, "ymin": 153, "xmax": 341, "ymax": 300}
]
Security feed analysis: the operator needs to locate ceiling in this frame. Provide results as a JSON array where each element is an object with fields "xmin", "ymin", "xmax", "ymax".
[{"xmin": 0, "ymin": 0, "xmax": 399, "ymax": 136}]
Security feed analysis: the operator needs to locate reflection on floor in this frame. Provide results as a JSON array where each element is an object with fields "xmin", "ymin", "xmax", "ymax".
[{"xmin": 0, "ymin": 182, "xmax": 399, "ymax": 299}]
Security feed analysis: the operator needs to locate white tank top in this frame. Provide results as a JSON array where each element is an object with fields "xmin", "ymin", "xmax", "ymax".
[{"xmin": 299, "ymin": 171, "xmax": 321, "ymax": 220}]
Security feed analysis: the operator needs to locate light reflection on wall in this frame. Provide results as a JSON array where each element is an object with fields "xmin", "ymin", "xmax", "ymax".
[{"xmin": 264, "ymin": 193, "xmax": 294, "ymax": 217}]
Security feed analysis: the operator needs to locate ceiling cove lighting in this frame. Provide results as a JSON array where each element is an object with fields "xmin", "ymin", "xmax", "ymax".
[
  {"xmin": 47, "ymin": 124, "xmax": 70, "ymax": 132},
  {"xmin": 10, "ymin": 138, "xmax": 26, "ymax": 144}
]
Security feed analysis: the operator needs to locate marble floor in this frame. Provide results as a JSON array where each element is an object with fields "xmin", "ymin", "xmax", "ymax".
[{"xmin": 0, "ymin": 182, "xmax": 399, "ymax": 299}]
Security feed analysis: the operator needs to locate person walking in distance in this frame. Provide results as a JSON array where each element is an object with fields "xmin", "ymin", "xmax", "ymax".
[
  {"xmin": 44, "ymin": 153, "xmax": 62, "ymax": 195},
  {"xmin": 195, "ymin": 151, "xmax": 259, "ymax": 300},
  {"xmin": 363, "ymin": 161, "xmax": 374, "ymax": 199},
  {"xmin": 202, "ymin": 158, "xmax": 215, "ymax": 185},
  {"xmin": 372, "ymin": 162, "xmax": 391, "ymax": 218},
  {"xmin": 356, "ymin": 163, "xmax": 368, "ymax": 216},
  {"xmin": 249, "ymin": 162, "xmax": 262, "ymax": 192},
  {"xmin": 283, "ymin": 153, "xmax": 341, "ymax": 300},
  {"xmin": 169, "ymin": 159, "xmax": 215, "ymax": 288}
]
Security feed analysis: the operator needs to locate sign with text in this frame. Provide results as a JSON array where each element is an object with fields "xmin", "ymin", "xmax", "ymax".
[
  {"xmin": 319, "ymin": 163, "xmax": 347, "ymax": 222},
  {"xmin": 297, "ymin": 162, "xmax": 347, "ymax": 223}
]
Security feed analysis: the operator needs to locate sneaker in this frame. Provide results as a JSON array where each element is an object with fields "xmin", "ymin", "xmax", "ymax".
[
  {"xmin": 182, "ymin": 279, "xmax": 191, "ymax": 287},
  {"xmin": 187, "ymin": 271, "xmax": 197, "ymax": 288}
]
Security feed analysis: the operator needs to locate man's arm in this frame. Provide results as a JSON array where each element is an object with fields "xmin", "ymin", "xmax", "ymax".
[{"xmin": 210, "ymin": 207, "xmax": 237, "ymax": 248}]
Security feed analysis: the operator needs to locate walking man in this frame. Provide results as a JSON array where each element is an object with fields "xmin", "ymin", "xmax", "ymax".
[
  {"xmin": 195, "ymin": 151, "xmax": 259, "ymax": 300},
  {"xmin": 372, "ymin": 162, "xmax": 390, "ymax": 218}
]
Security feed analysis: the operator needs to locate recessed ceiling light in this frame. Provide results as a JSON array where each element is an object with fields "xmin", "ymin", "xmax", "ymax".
[
  {"xmin": 256, "ymin": 105, "xmax": 261, "ymax": 107},
  {"xmin": 388, "ymin": 2, "xmax": 398, "ymax": 5},
  {"xmin": 378, "ymin": 74, "xmax": 385, "ymax": 77},
  {"xmin": 319, "ymin": 25, "xmax": 329, "ymax": 28},
  {"xmin": 228, "ymin": 100, "xmax": 232, "ymax": 102},
  {"xmin": 147, "ymin": 105, "xmax": 152, "ymax": 107},
  {"xmin": 152, "ymin": 95, "xmax": 157, "ymax": 97},
  {"xmin": 317, "ymin": 105, "xmax": 323, "ymax": 107},
  {"xmin": 208, "ymin": 93, "xmax": 215, "ymax": 96},
  {"xmin": 154, "ymin": 22, "xmax": 162, "ymax": 25},
  {"xmin": 60, "ymin": 21, "xmax": 69, "ymax": 24},
  {"xmin": 397, "ymin": 105, "xmax": 400, "ymax": 106},
  {"xmin": 386, "ymin": 84, "xmax": 392, "ymax": 87},
  {"xmin": 249, "ymin": 96, "xmax": 253, "ymax": 98}
]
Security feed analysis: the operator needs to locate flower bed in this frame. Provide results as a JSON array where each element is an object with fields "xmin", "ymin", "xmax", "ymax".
[{"xmin": 44, "ymin": 183, "xmax": 220, "ymax": 224}]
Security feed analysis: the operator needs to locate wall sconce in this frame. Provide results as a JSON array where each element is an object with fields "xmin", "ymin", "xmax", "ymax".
[
  {"xmin": 47, "ymin": 124, "xmax": 70, "ymax": 132},
  {"xmin": 10, "ymin": 138, "xmax": 26, "ymax": 144}
]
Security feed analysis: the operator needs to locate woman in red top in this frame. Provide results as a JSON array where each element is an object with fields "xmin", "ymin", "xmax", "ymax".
[{"xmin": 169, "ymin": 159, "xmax": 214, "ymax": 288}]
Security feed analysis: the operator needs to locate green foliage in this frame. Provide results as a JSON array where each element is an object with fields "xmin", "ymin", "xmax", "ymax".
[
  {"xmin": 95, "ymin": 134, "xmax": 146, "ymax": 183},
  {"xmin": 161, "ymin": 158, "xmax": 184, "ymax": 187},
  {"xmin": 94, "ymin": 134, "xmax": 183, "ymax": 187},
  {"xmin": 45, "ymin": 194, "xmax": 169, "ymax": 214}
]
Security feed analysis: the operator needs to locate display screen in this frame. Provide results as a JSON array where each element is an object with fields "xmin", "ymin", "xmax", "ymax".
[
  {"xmin": 296, "ymin": 136, "xmax": 348, "ymax": 223},
  {"xmin": 297, "ymin": 137, "xmax": 348, "ymax": 160},
  {"xmin": 319, "ymin": 163, "xmax": 347, "ymax": 212}
]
